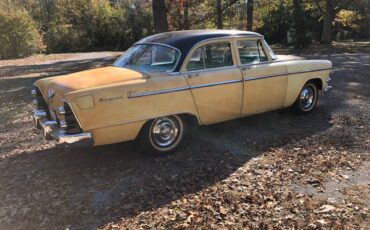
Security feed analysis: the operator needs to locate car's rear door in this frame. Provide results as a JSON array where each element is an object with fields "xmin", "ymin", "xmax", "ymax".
[
  {"xmin": 181, "ymin": 39, "xmax": 243, "ymax": 124},
  {"xmin": 235, "ymin": 38, "xmax": 288, "ymax": 115}
]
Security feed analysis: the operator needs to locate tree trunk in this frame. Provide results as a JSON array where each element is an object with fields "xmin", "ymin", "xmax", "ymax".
[
  {"xmin": 152, "ymin": 0, "xmax": 169, "ymax": 33},
  {"xmin": 246, "ymin": 0, "xmax": 254, "ymax": 31},
  {"xmin": 293, "ymin": 0, "xmax": 308, "ymax": 48},
  {"xmin": 321, "ymin": 0, "xmax": 335, "ymax": 44},
  {"xmin": 216, "ymin": 0, "xmax": 223, "ymax": 29},
  {"xmin": 183, "ymin": 0, "xmax": 190, "ymax": 30}
]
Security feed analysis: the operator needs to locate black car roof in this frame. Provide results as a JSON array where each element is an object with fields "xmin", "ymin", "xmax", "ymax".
[
  {"xmin": 136, "ymin": 30, "xmax": 260, "ymax": 50},
  {"xmin": 135, "ymin": 30, "xmax": 262, "ymax": 71}
]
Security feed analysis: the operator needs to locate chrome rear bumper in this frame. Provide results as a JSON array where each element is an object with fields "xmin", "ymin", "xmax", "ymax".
[{"xmin": 32, "ymin": 109, "xmax": 93, "ymax": 147}]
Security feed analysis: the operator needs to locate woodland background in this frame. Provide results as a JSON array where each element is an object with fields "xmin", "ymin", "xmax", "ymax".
[{"xmin": 0, "ymin": 0, "xmax": 369, "ymax": 59}]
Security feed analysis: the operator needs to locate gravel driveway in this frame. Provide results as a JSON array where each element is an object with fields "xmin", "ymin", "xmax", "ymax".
[{"xmin": 0, "ymin": 51, "xmax": 369, "ymax": 229}]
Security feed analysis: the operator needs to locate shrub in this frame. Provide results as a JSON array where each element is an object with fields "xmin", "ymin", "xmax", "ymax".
[
  {"xmin": 44, "ymin": 21, "xmax": 83, "ymax": 53},
  {"xmin": 43, "ymin": 0, "xmax": 153, "ymax": 53},
  {"xmin": 0, "ymin": 11, "xmax": 44, "ymax": 59}
]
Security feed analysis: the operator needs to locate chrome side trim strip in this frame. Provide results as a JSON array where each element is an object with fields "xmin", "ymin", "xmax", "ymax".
[
  {"xmin": 128, "ymin": 68, "xmax": 333, "ymax": 98},
  {"xmin": 191, "ymin": 79, "xmax": 242, "ymax": 89},
  {"xmin": 288, "ymin": 67, "xmax": 332, "ymax": 75},
  {"xmin": 244, "ymin": 73, "xmax": 286, "ymax": 81},
  {"xmin": 128, "ymin": 79, "xmax": 242, "ymax": 98},
  {"xmin": 244, "ymin": 68, "xmax": 332, "ymax": 82},
  {"xmin": 128, "ymin": 86, "xmax": 190, "ymax": 98},
  {"xmin": 185, "ymin": 65, "xmax": 238, "ymax": 74}
]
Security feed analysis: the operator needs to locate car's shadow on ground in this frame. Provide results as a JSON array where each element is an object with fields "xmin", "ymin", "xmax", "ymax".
[{"xmin": 0, "ymin": 106, "xmax": 333, "ymax": 229}]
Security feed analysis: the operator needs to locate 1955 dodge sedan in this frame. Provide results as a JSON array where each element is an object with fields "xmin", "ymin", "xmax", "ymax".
[{"xmin": 31, "ymin": 30, "xmax": 332, "ymax": 154}]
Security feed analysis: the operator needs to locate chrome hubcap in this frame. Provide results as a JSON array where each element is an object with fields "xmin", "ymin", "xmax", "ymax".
[
  {"xmin": 151, "ymin": 117, "xmax": 179, "ymax": 147},
  {"xmin": 300, "ymin": 86, "xmax": 314, "ymax": 109}
]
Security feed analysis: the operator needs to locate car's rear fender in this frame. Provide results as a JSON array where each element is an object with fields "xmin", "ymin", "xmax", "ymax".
[{"xmin": 63, "ymin": 74, "xmax": 199, "ymax": 146}]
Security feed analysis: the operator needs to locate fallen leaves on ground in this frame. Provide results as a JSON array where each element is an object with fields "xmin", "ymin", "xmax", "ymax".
[{"xmin": 106, "ymin": 113, "xmax": 369, "ymax": 229}]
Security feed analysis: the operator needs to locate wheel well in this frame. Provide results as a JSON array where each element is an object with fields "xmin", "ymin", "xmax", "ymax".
[
  {"xmin": 308, "ymin": 78, "xmax": 323, "ymax": 90},
  {"xmin": 139, "ymin": 113, "xmax": 199, "ymax": 135},
  {"xmin": 179, "ymin": 113, "xmax": 200, "ymax": 127}
]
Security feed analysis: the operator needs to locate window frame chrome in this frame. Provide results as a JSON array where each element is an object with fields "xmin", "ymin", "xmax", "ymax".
[
  {"xmin": 184, "ymin": 40, "xmax": 236, "ymax": 72},
  {"xmin": 180, "ymin": 37, "xmax": 246, "ymax": 73},
  {"xmin": 233, "ymin": 36, "xmax": 275, "ymax": 68},
  {"xmin": 115, "ymin": 42, "xmax": 182, "ymax": 73}
]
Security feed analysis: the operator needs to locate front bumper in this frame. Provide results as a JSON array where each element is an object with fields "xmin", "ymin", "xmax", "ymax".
[
  {"xmin": 32, "ymin": 109, "xmax": 93, "ymax": 147},
  {"xmin": 323, "ymin": 85, "xmax": 333, "ymax": 93},
  {"xmin": 323, "ymin": 76, "xmax": 333, "ymax": 93}
]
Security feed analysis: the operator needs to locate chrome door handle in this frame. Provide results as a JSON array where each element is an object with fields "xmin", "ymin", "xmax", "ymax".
[{"xmin": 187, "ymin": 73, "xmax": 200, "ymax": 78}]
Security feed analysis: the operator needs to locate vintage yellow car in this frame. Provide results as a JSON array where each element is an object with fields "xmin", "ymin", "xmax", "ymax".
[{"xmin": 32, "ymin": 30, "xmax": 332, "ymax": 154}]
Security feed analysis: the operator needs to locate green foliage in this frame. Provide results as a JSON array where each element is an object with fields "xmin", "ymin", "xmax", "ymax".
[
  {"xmin": 42, "ymin": 0, "xmax": 153, "ymax": 53},
  {"xmin": 0, "ymin": 0, "xmax": 370, "ymax": 58},
  {"xmin": 45, "ymin": 0, "xmax": 125, "ymax": 52},
  {"xmin": 335, "ymin": 10, "xmax": 363, "ymax": 39},
  {"xmin": 254, "ymin": 0, "xmax": 292, "ymax": 44},
  {"xmin": 0, "ymin": 11, "xmax": 43, "ymax": 58}
]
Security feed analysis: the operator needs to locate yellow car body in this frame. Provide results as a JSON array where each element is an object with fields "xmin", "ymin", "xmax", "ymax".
[{"xmin": 32, "ymin": 30, "xmax": 332, "ymax": 149}]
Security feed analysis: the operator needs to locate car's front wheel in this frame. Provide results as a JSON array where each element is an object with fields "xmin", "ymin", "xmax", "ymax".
[
  {"xmin": 139, "ymin": 115, "xmax": 184, "ymax": 155},
  {"xmin": 292, "ymin": 82, "xmax": 319, "ymax": 114}
]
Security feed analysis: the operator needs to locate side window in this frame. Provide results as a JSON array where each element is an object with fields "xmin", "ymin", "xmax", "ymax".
[
  {"xmin": 186, "ymin": 42, "xmax": 233, "ymax": 71},
  {"xmin": 237, "ymin": 40, "xmax": 268, "ymax": 64},
  {"xmin": 204, "ymin": 42, "xmax": 233, "ymax": 69},
  {"xmin": 186, "ymin": 46, "xmax": 205, "ymax": 71},
  {"xmin": 137, "ymin": 46, "xmax": 177, "ymax": 65}
]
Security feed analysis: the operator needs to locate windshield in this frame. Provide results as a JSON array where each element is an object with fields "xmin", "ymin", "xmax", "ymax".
[{"xmin": 113, "ymin": 44, "xmax": 180, "ymax": 72}]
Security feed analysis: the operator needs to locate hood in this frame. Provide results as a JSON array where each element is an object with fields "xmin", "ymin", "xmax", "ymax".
[{"xmin": 34, "ymin": 66, "xmax": 144, "ymax": 106}]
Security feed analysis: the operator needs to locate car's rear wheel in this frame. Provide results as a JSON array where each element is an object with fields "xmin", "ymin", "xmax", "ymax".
[
  {"xmin": 139, "ymin": 115, "xmax": 184, "ymax": 155},
  {"xmin": 292, "ymin": 82, "xmax": 318, "ymax": 114}
]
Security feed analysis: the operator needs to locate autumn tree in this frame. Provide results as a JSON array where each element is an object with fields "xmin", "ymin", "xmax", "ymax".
[{"xmin": 1, "ymin": 0, "xmax": 370, "ymax": 58}]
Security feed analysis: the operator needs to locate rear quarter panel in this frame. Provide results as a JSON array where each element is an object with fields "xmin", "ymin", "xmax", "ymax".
[
  {"xmin": 284, "ymin": 60, "xmax": 332, "ymax": 107},
  {"xmin": 63, "ymin": 74, "xmax": 198, "ymax": 146}
]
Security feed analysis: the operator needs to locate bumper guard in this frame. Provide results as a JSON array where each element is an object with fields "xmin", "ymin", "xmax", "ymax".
[
  {"xmin": 324, "ymin": 76, "xmax": 333, "ymax": 93},
  {"xmin": 32, "ymin": 109, "xmax": 93, "ymax": 147},
  {"xmin": 323, "ymin": 85, "xmax": 333, "ymax": 93}
]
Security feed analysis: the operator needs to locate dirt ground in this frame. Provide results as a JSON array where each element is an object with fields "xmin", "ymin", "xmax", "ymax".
[{"xmin": 0, "ymin": 46, "xmax": 369, "ymax": 229}]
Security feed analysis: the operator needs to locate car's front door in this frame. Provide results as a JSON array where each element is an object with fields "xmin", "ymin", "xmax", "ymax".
[
  {"xmin": 235, "ymin": 38, "xmax": 288, "ymax": 115},
  {"xmin": 182, "ymin": 40, "xmax": 243, "ymax": 124}
]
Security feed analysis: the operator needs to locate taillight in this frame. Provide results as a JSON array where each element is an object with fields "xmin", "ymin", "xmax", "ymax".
[{"xmin": 62, "ymin": 103, "xmax": 82, "ymax": 134}]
